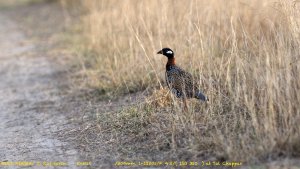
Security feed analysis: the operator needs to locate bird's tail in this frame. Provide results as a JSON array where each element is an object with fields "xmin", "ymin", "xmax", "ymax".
[{"xmin": 195, "ymin": 91, "xmax": 209, "ymax": 102}]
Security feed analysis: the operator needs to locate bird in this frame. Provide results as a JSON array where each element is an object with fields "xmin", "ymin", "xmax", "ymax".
[{"xmin": 157, "ymin": 48, "xmax": 209, "ymax": 110}]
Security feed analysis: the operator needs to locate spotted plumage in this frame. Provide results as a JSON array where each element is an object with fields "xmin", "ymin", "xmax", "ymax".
[{"xmin": 157, "ymin": 48, "xmax": 209, "ymax": 103}]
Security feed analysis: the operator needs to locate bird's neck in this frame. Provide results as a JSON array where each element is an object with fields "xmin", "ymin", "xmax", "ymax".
[
  {"xmin": 166, "ymin": 57, "xmax": 176, "ymax": 70},
  {"xmin": 167, "ymin": 57, "xmax": 175, "ymax": 66}
]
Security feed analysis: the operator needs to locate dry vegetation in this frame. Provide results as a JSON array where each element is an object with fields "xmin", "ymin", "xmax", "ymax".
[{"xmin": 62, "ymin": 0, "xmax": 300, "ymax": 166}]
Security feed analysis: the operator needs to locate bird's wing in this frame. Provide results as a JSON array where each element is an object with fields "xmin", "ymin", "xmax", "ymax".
[
  {"xmin": 167, "ymin": 66, "xmax": 208, "ymax": 101},
  {"xmin": 177, "ymin": 67, "xmax": 199, "ymax": 97},
  {"xmin": 178, "ymin": 68, "xmax": 208, "ymax": 101}
]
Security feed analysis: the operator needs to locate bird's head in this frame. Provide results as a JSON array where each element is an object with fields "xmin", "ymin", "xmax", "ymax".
[{"xmin": 157, "ymin": 48, "xmax": 174, "ymax": 58}]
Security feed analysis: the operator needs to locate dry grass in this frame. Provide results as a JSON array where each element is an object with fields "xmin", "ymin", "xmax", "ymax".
[{"xmin": 62, "ymin": 0, "xmax": 300, "ymax": 166}]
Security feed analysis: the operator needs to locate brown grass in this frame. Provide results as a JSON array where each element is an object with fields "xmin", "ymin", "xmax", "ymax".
[{"xmin": 62, "ymin": 0, "xmax": 300, "ymax": 166}]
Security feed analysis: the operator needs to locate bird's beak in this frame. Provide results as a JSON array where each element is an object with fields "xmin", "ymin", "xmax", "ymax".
[{"xmin": 157, "ymin": 50, "xmax": 162, "ymax": 54}]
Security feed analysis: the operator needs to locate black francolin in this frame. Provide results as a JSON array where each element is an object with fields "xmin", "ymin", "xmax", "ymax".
[{"xmin": 157, "ymin": 48, "xmax": 209, "ymax": 109}]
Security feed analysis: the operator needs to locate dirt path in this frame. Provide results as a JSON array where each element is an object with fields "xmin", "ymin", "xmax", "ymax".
[{"xmin": 0, "ymin": 13, "xmax": 79, "ymax": 168}]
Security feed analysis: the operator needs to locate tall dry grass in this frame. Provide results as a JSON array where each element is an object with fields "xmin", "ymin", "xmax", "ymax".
[{"xmin": 65, "ymin": 0, "xmax": 300, "ymax": 164}]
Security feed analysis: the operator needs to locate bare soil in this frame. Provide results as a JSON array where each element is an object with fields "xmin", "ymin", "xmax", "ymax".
[{"xmin": 0, "ymin": 3, "xmax": 79, "ymax": 169}]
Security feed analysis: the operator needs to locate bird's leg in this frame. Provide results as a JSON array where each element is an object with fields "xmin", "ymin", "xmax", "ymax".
[{"xmin": 182, "ymin": 97, "xmax": 188, "ymax": 112}]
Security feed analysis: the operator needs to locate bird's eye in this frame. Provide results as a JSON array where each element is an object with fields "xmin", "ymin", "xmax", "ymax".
[{"xmin": 166, "ymin": 50, "xmax": 173, "ymax": 54}]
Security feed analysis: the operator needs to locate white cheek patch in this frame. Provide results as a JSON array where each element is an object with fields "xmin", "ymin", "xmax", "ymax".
[{"xmin": 166, "ymin": 51, "xmax": 173, "ymax": 54}]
